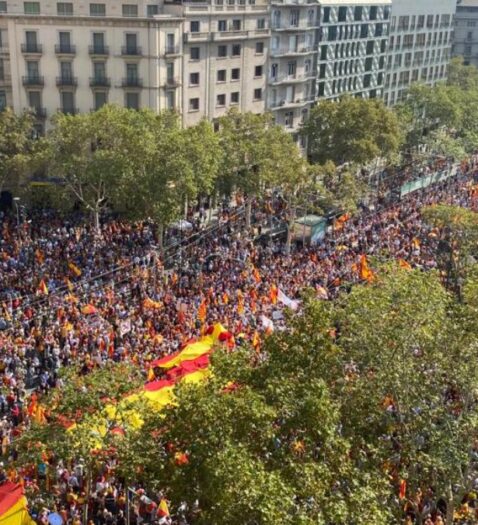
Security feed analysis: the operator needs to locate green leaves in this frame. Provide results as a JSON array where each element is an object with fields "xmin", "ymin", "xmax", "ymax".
[{"xmin": 301, "ymin": 96, "xmax": 402, "ymax": 166}]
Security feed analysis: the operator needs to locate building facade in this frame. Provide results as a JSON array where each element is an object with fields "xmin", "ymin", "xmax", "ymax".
[
  {"xmin": 384, "ymin": 0, "xmax": 456, "ymax": 106},
  {"xmin": 0, "ymin": 1, "xmax": 183, "ymax": 129},
  {"xmin": 453, "ymin": 0, "xmax": 478, "ymax": 68},
  {"xmin": 163, "ymin": 0, "xmax": 269, "ymax": 127},
  {"xmin": 0, "ymin": 0, "xmax": 458, "ymax": 135}
]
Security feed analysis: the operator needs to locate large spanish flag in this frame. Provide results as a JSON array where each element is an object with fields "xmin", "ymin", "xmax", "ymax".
[{"xmin": 0, "ymin": 482, "xmax": 35, "ymax": 525}]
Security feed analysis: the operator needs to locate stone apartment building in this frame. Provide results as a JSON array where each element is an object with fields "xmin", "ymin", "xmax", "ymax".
[
  {"xmin": 0, "ymin": 0, "xmax": 458, "ymax": 136},
  {"xmin": 453, "ymin": 0, "xmax": 478, "ymax": 68}
]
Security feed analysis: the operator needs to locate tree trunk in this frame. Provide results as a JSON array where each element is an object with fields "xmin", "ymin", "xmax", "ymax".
[
  {"xmin": 184, "ymin": 195, "xmax": 188, "ymax": 220},
  {"xmin": 93, "ymin": 207, "xmax": 100, "ymax": 232},
  {"xmin": 445, "ymin": 485, "xmax": 454, "ymax": 525},
  {"xmin": 208, "ymin": 194, "xmax": 214, "ymax": 223},
  {"xmin": 158, "ymin": 223, "xmax": 164, "ymax": 258},
  {"xmin": 285, "ymin": 207, "xmax": 296, "ymax": 255},
  {"xmin": 245, "ymin": 197, "xmax": 252, "ymax": 229}
]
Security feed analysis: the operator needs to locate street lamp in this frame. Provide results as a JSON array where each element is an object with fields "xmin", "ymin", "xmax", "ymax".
[{"xmin": 12, "ymin": 197, "xmax": 20, "ymax": 227}]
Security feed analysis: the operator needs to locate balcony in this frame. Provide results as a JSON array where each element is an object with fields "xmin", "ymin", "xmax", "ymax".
[
  {"xmin": 22, "ymin": 75, "xmax": 44, "ymax": 87},
  {"xmin": 89, "ymin": 77, "xmax": 111, "ymax": 88},
  {"xmin": 0, "ymin": 46, "xmax": 8, "ymax": 54},
  {"xmin": 163, "ymin": 77, "xmax": 180, "ymax": 87},
  {"xmin": 270, "ymin": 46, "xmax": 316, "ymax": 57},
  {"xmin": 55, "ymin": 44, "xmax": 76, "ymax": 55},
  {"xmin": 269, "ymin": 71, "xmax": 316, "ymax": 85},
  {"xmin": 269, "ymin": 95, "xmax": 314, "ymax": 109},
  {"xmin": 271, "ymin": 22, "xmax": 314, "ymax": 31},
  {"xmin": 56, "ymin": 76, "xmax": 78, "ymax": 87},
  {"xmin": 183, "ymin": 32, "xmax": 210, "ymax": 43},
  {"xmin": 26, "ymin": 107, "xmax": 47, "ymax": 119},
  {"xmin": 89, "ymin": 45, "xmax": 110, "ymax": 56},
  {"xmin": 121, "ymin": 46, "xmax": 142, "ymax": 56},
  {"xmin": 212, "ymin": 30, "xmax": 248, "ymax": 41},
  {"xmin": 21, "ymin": 43, "xmax": 42, "ymax": 54},
  {"xmin": 122, "ymin": 77, "xmax": 143, "ymax": 88},
  {"xmin": 165, "ymin": 45, "xmax": 180, "ymax": 55}
]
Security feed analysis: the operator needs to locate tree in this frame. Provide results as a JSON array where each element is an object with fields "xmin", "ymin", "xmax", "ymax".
[
  {"xmin": 114, "ymin": 111, "xmax": 199, "ymax": 248},
  {"xmin": 301, "ymin": 96, "xmax": 402, "ymax": 166},
  {"xmin": 218, "ymin": 109, "xmax": 307, "ymax": 228},
  {"xmin": 183, "ymin": 119, "xmax": 222, "ymax": 198},
  {"xmin": 0, "ymin": 109, "xmax": 36, "ymax": 193},
  {"xmin": 422, "ymin": 205, "xmax": 478, "ymax": 300},
  {"xmin": 45, "ymin": 105, "xmax": 156, "ymax": 229},
  {"xmin": 397, "ymin": 83, "xmax": 464, "ymax": 155},
  {"xmin": 447, "ymin": 57, "xmax": 478, "ymax": 91},
  {"xmin": 120, "ymin": 348, "xmax": 391, "ymax": 525},
  {"xmin": 15, "ymin": 363, "xmax": 143, "ymax": 506}
]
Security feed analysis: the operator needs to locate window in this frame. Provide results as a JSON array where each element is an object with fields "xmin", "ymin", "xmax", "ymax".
[
  {"xmin": 190, "ymin": 47, "xmax": 200, "ymax": 60},
  {"xmin": 231, "ymin": 92, "xmax": 239, "ymax": 104},
  {"xmin": 323, "ymin": 7, "xmax": 330, "ymax": 23},
  {"xmin": 126, "ymin": 63, "xmax": 138, "ymax": 81},
  {"xmin": 254, "ymin": 65, "xmax": 263, "ymax": 77},
  {"xmin": 24, "ymin": 2, "xmax": 40, "ymax": 14},
  {"xmin": 253, "ymin": 88, "xmax": 262, "ymax": 100},
  {"xmin": 166, "ymin": 63, "xmax": 175, "ymax": 81},
  {"xmin": 257, "ymin": 18, "xmax": 265, "ymax": 29},
  {"xmin": 28, "ymin": 91, "xmax": 41, "ymax": 109},
  {"xmin": 218, "ymin": 45, "xmax": 227, "ymax": 57},
  {"xmin": 57, "ymin": 2, "xmax": 73, "ymax": 15},
  {"xmin": 232, "ymin": 44, "xmax": 241, "ymax": 56},
  {"xmin": 60, "ymin": 61, "xmax": 73, "ymax": 79},
  {"xmin": 217, "ymin": 94, "xmax": 226, "ymax": 106},
  {"xmin": 147, "ymin": 5, "xmax": 159, "ymax": 16},
  {"xmin": 94, "ymin": 91, "xmax": 108, "ymax": 110},
  {"xmin": 290, "ymin": 9, "xmax": 299, "ymax": 26},
  {"xmin": 232, "ymin": 19, "xmax": 241, "ymax": 31},
  {"xmin": 366, "ymin": 40, "xmax": 374, "ymax": 54},
  {"xmin": 190, "ymin": 21, "xmax": 200, "ymax": 33},
  {"xmin": 354, "ymin": 6, "xmax": 362, "ymax": 21},
  {"xmin": 26, "ymin": 60, "xmax": 39, "ymax": 77},
  {"xmin": 231, "ymin": 68, "xmax": 240, "ymax": 80},
  {"xmin": 284, "ymin": 111, "xmax": 293, "ymax": 128},
  {"xmin": 0, "ymin": 91, "xmax": 6, "ymax": 110},
  {"xmin": 338, "ymin": 7, "xmax": 346, "ymax": 22},
  {"xmin": 217, "ymin": 69, "xmax": 226, "ymax": 82},
  {"xmin": 255, "ymin": 42, "xmax": 264, "ymax": 54},
  {"xmin": 189, "ymin": 98, "xmax": 199, "ymax": 111},
  {"xmin": 93, "ymin": 61, "xmax": 106, "ymax": 79},
  {"xmin": 369, "ymin": 6, "xmax": 377, "ymax": 21},
  {"xmin": 122, "ymin": 4, "xmax": 138, "ymax": 17},
  {"xmin": 218, "ymin": 20, "xmax": 227, "ymax": 32},
  {"xmin": 166, "ymin": 91, "xmax": 175, "ymax": 110},
  {"xmin": 190, "ymin": 72, "xmax": 199, "ymax": 85},
  {"xmin": 90, "ymin": 3, "xmax": 106, "ymax": 16},
  {"xmin": 59, "ymin": 31, "xmax": 71, "ymax": 48},
  {"xmin": 61, "ymin": 91, "xmax": 75, "ymax": 113},
  {"xmin": 125, "ymin": 92, "xmax": 139, "ymax": 110}
]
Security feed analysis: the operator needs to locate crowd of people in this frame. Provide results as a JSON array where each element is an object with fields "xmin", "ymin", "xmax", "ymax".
[{"xmin": 0, "ymin": 158, "xmax": 477, "ymax": 524}]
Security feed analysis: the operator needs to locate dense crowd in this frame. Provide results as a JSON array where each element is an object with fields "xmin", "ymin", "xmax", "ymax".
[{"xmin": 0, "ymin": 159, "xmax": 477, "ymax": 525}]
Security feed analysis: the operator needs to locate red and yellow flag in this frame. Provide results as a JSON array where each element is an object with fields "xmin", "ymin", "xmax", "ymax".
[
  {"xmin": 0, "ymin": 481, "xmax": 35, "ymax": 525},
  {"xmin": 197, "ymin": 299, "xmax": 207, "ymax": 324},
  {"xmin": 270, "ymin": 284, "xmax": 278, "ymax": 305},
  {"xmin": 37, "ymin": 280, "xmax": 48, "ymax": 295},
  {"xmin": 399, "ymin": 479, "xmax": 407, "ymax": 500},
  {"xmin": 252, "ymin": 267, "xmax": 261, "ymax": 284},
  {"xmin": 68, "ymin": 262, "xmax": 82, "ymax": 277},
  {"xmin": 398, "ymin": 259, "xmax": 412, "ymax": 271},
  {"xmin": 358, "ymin": 255, "xmax": 375, "ymax": 283},
  {"xmin": 158, "ymin": 499, "xmax": 170, "ymax": 518},
  {"xmin": 143, "ymin": 298, "xmax": 162, "ymax": 310}
]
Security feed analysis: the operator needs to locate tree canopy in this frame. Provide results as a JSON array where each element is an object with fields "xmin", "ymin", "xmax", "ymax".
[{"xmin": 301, "ymin": 95, "xmax": 402, "ymax": 166}]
